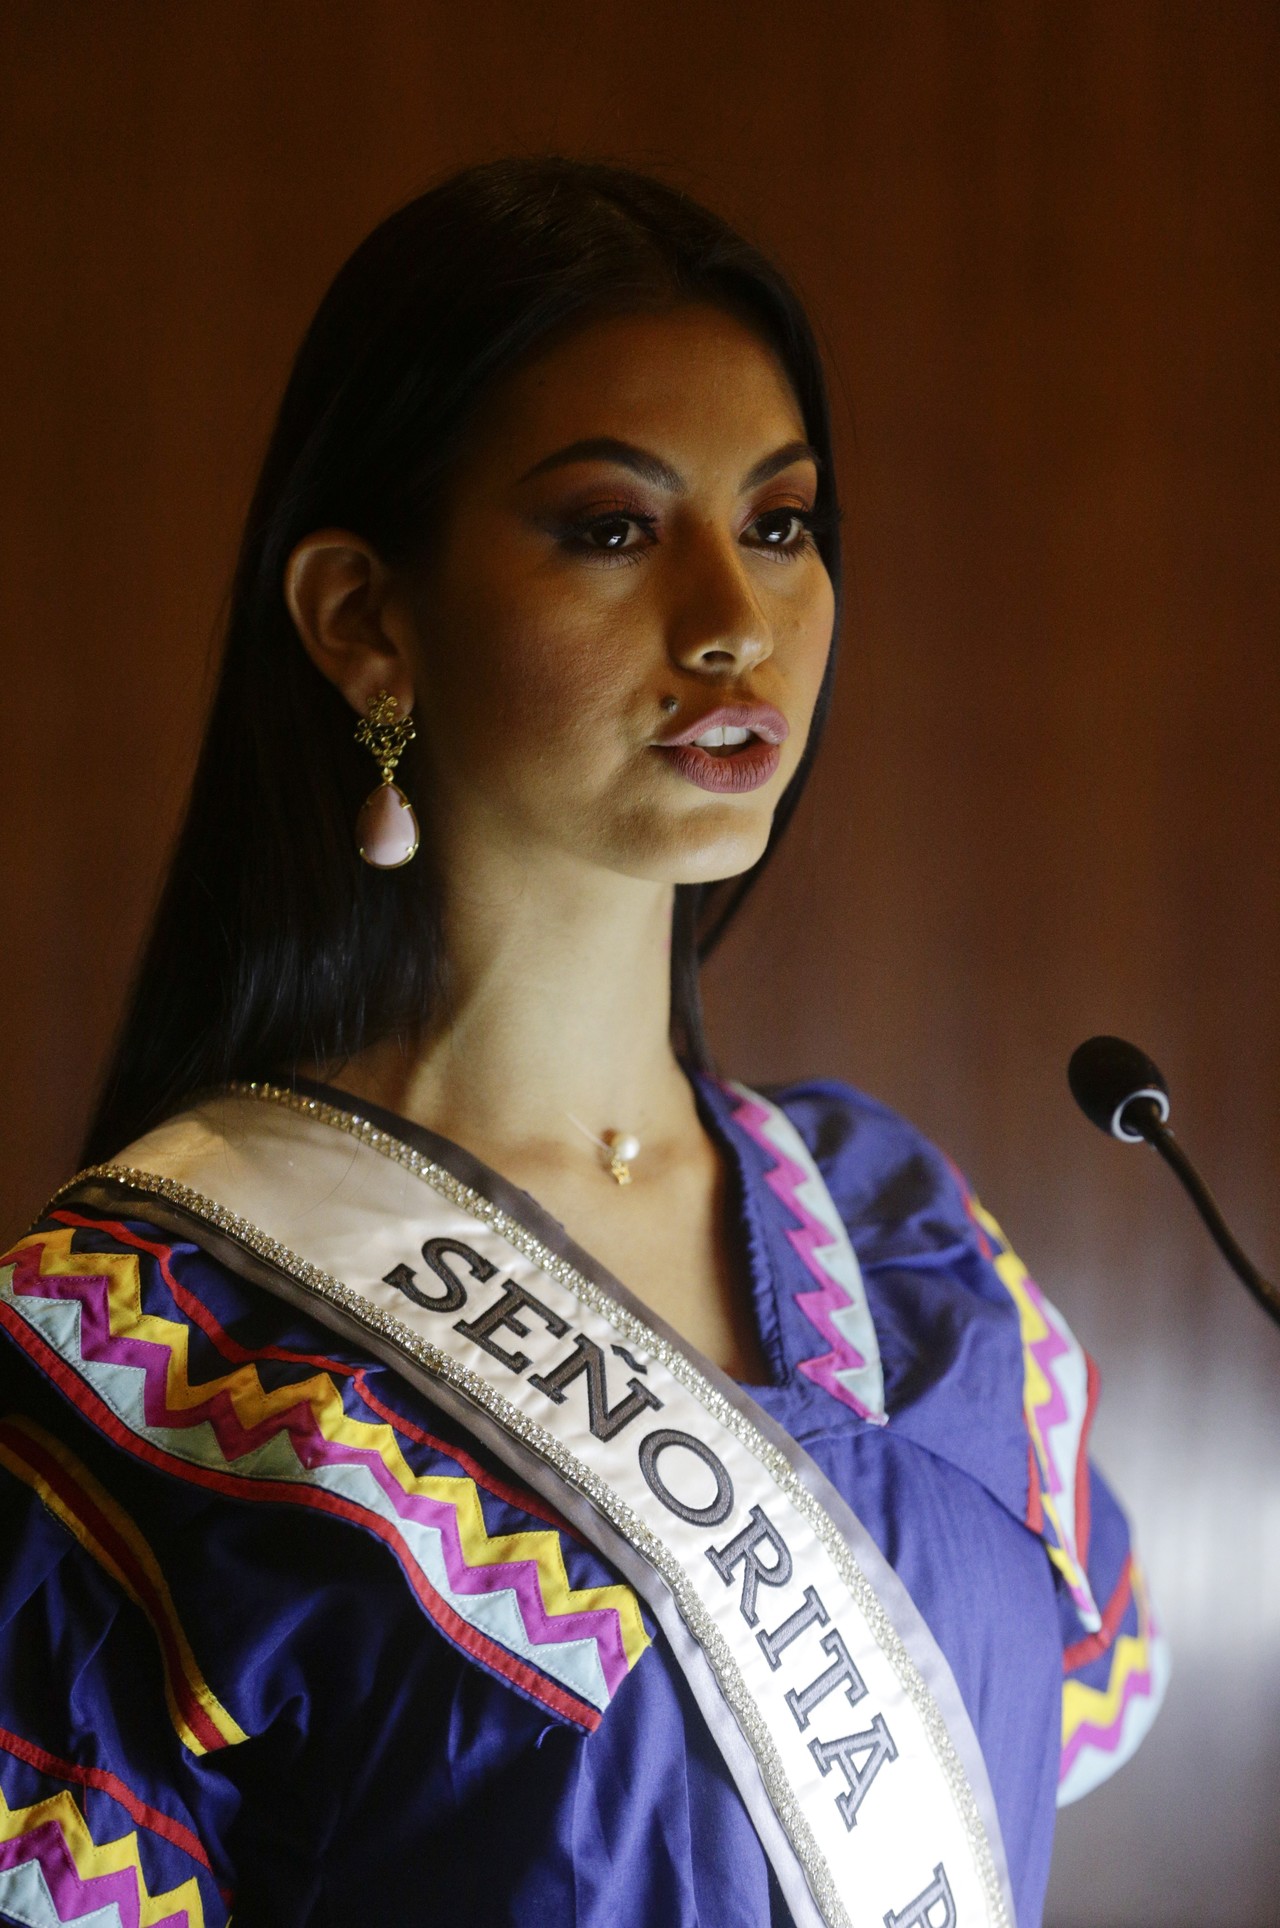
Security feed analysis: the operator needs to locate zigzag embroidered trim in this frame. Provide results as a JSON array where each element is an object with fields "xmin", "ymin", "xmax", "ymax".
[
  {"xmin": 0, "ymin": 1414, "xmax": 248, "ymax": 1757},
  {"xmin": 0, "ymin": 1227, "xmax": 642, "ymax": 1731},
  {"xmin": 1059, "ymin": 1557, "xmax": 1169, "ymax": 1805},
  {"xmin": 956, "ymin": 1178, "xmax": 1102, "ymax": 1631},
  {"xmin": 0, "ymin": 1778, "xmax": 208, "ymax": 1928},
  {"xmin": 51, "ymin": 1078, "xmax": 1012, "ymax": 1928},
  {"xmin": 0, "ymin": 1722, "xmax": 227, "ymax": 1902},
  {"xmin": 726, "ymin": 1085, "xmax": 886, "ymax": 1424}
]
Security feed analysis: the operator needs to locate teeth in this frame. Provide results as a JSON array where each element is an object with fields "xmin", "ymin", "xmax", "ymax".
[{"xmin": 693, "ymin": 725, "xmax": 752, "ymax": 749}]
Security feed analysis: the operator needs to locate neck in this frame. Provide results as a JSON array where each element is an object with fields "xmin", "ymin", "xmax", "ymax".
[{"xmin": 319, "ymin": 843, "xmax": 703, "ymax": 1170}]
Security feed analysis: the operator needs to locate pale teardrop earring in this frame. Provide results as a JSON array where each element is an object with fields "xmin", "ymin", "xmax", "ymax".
[{"xmin": 354, "ymin": 691, "xmax": 420, "ymax": 868}]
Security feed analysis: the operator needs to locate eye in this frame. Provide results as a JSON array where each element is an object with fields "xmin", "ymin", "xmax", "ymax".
[
  {"xmin": 559, "ymin": 509, "xmax": 658, "ymax": 560},
  {"xmin": 745, "ymin": 506, "xmax": 819, "ymax": 557},
  {"xmin": 585, "ymin": 515, "xmax": 643, "ymax": 551}
]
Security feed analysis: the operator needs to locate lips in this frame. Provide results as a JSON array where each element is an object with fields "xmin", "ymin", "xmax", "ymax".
[
  {"xmin": 655, "ymin": 703, "xmax": 790, "ymax": 749},
  {"xmin": 652, "ymin": 703, "xmax": 789, "ymax": 796}
]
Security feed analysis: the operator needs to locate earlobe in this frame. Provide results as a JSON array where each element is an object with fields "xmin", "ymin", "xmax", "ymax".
[{"xmin": 284, "ymin": 529, "xmax": 416, "ymax": 719}]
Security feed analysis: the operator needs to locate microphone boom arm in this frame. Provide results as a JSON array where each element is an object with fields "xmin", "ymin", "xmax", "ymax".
[{"xmin": 1123, "ymin": 1096, "xmax": 1280, "ymax": 1330}]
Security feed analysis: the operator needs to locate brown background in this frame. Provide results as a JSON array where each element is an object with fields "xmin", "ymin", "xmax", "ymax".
[{"xmin": 2, "ymin": 4, "xmax": 1277, "ymax": 1923}]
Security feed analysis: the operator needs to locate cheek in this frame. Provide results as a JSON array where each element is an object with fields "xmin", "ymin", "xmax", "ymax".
[
  {"xmin": 781, "ymin": 572, "xmax": 836, "ymax": 718},
  {"xmin": 422, "ymin": 559, "xmax": 643, "ymax": 777},
  {"xmin": 511, "ymin": 627, "xmax": 631, "ymax": 740}
]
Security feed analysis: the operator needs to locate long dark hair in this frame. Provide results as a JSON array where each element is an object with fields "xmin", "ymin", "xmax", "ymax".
[{"xmin": 83, "ymin": 158, "xmax": 843, "ymax": 1163}]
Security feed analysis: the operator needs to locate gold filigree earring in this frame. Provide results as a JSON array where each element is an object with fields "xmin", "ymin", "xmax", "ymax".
[{"xmin": 354, "ymin": 691, "xmax": 419, "ymax": 868}]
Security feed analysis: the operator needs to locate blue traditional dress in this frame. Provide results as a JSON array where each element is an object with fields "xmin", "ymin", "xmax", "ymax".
[{"xmin": 0, "ymin": 1077, "xmax": 1166, "ymax": 1927}]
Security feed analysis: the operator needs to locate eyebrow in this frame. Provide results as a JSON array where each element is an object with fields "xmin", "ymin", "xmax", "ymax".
[
  {"xmin": 517, "ymin": 435, "xmax": 821, "ymax": 493},
  {"xmin": 741, "ymin": 440, "xmax": 822, "ymax": 489}
]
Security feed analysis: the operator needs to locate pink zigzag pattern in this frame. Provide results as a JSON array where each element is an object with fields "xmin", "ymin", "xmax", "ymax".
[
  {"xmin": 1022, "ymin": 1273, "xmax": 1073, "ymax": 1499},
  {"xmin": 952, "ymin": 1176, "xmax": 1094, "ymax": 1603},
  {"xmin": 729, "ymin": 1091, "xmax": 884, "ymax": 1424},
  {"xmin": 12, "ymin": 1253, "xmax": 631, "ymax": 1702},
  {"xmin": 1060, "ymin": 1655, "xmax": 1155, "ymax": 1777},
  {"xmin": 0, "ymin": 1818, "xmax": 191, "ymax": 1928},
  {"xmin": 1059, "ymin": 1562, "xmax": 1168, "ymax": 1803},
  {"xmin": 999, "ymin": 1247, "xmax": 1096, "ymax": 1619}
]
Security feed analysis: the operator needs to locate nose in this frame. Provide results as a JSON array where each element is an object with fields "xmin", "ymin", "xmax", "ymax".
[{"xmin": 665, "ymin": 526, "xmax": 772, "ymax": 676}]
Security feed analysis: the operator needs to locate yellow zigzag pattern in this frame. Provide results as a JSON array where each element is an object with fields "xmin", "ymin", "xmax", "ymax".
[
  {"xmin": 965, "ymin": 1197, "xmax": 1091, "ymax": 1608},
  {"xmin": 5, "ymin": 1228, "xmax": 648, "ymax": 1670},
  {"xmin": 0, "ymin": 1414, "xmax": 248, "ymax": 1756},
  {"xmin": 1062, "ymin": 1563, "xmax": 1154, "ymax": 1747},
  {"xmin": 0, "ymin": 1781, "xmax": 206, "ymax": 1928}
]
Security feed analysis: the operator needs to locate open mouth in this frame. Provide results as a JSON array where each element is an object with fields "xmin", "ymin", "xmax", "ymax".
[
  {"xmin": 688, "ymin": 724, "xmax": 756, "ymax": 753},
  {"xmin": 653, "ymin": 706, "xmax": 789, "ymax": 795}
]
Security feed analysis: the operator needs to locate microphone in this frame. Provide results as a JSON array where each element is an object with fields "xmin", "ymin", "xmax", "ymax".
[{"xmin": 1068, "ymin": 1034, "xmax": 1280, "ymax": 1331}]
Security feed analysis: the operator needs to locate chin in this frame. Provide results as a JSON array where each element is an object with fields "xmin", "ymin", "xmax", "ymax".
[
  {"xmin": 671, "ymin": 841, "xmax": 770, "ymax": 886},
  {"xmin": 609, "ymin": 801, "xmax": 774, "ymax": 885}
]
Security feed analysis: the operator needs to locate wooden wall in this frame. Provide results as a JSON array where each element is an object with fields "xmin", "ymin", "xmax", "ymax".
[{"xmin": 2, "ymin": 5, "xmax": 1277, "ymax": 1922}]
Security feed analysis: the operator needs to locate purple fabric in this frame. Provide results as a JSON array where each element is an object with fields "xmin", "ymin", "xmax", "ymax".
[
  {"xmin": 0, "ymin": 1819, "xmax": 147, "ymax": 1925},
  {"xmin": 0, "ymin": 1077, "xmax": 1144, "ymax": 1927}
]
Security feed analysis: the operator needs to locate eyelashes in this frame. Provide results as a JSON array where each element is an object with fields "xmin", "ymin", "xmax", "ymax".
[
  {"xmin": 552, "ymin": 501, "xmax": 836, "ymax": 566},
  {"xmin": 556, "ymin": 507, "xmax": 659, "ymax": 564},
  {"xmin": 747, "ymin": 506, "xmax": 831, "ymax": 560}
]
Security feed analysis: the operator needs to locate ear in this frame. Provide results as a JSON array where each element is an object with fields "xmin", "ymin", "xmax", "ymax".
[{"xmin": 284, "ymin": 530, "xmax": 417, "ymax": 719}]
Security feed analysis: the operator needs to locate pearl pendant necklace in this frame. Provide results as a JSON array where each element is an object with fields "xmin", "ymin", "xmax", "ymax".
[
  {"xmin": 605, "ymin": 1131, "xmax": 642, "ymax": 1186},
  {"xmin": 567, "ymin": 1114, "xmax": 642, "ymax": 1186}
]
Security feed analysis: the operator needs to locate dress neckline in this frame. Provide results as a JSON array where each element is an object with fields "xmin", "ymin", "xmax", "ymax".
[{"xmin": 281, "ymin": 1068, "xmax": 788, "ymax": 1393}]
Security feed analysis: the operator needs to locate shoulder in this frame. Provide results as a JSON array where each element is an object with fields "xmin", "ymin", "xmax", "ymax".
[
  {"xmin": 1, "ymin": 1202, "xmax": 650, "ymax": 1736},
  {"xmin": 721, "ymin": 1076, "xmax": 1108, "ymax": 1605},
  {"xmin": 724, "ymin": 1073, "xmax": 977, "ymax": 1269}
]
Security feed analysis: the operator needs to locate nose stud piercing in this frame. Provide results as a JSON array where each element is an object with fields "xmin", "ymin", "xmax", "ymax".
[{"xmin": 660, "ymin": 696, "xmax": 679, "ymax": 714}]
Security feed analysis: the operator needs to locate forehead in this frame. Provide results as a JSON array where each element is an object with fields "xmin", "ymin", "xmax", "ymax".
[{"xmin": 466, "ymin": 302, "xmax": 808, "ymax": 478}]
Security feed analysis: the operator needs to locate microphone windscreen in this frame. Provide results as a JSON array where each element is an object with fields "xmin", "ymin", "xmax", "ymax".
[{"xmin": 1068, "ymin": 1035, "xmax": 1171, "ymax": 1140}]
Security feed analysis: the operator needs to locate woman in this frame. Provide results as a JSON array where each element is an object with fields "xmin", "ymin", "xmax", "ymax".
[{"xmin": 0, "ymin": 160, "xmax": 1164, "ymax": 1928}]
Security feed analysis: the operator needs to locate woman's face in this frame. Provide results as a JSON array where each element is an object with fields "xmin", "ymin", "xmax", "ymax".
[{"xmin": 411, "ymin": 301, "xmax": 836, "ymax": 887}]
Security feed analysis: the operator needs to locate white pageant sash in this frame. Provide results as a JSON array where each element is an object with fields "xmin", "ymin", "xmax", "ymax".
[{"xmin": 71, "ymin": 1085, "xmax": 1015, "ymax": 1928}]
